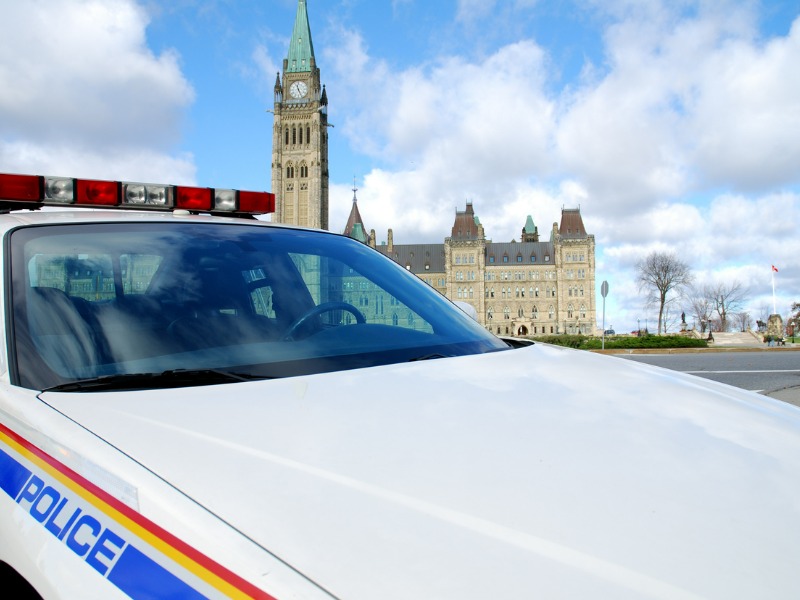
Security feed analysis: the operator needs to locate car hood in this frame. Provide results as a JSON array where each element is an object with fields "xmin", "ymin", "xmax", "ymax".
[{"xmin": 43, "ymin": 345, "xmax": 800, "ymax": 599}]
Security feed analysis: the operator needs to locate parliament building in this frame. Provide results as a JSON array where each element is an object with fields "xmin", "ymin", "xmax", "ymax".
[{"xmin": 271, "ymin": 1, "xmax": 597, "ymax": 336}]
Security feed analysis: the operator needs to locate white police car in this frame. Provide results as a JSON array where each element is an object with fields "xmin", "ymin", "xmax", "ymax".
[{"xmin": 1, "ymin": 172, "xmax": 799, "ymax": 599}]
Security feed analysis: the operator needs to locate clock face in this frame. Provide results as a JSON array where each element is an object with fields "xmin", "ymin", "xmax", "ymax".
[{"xmin": 289, "ymin": 81, "xmax": 308, "ymax": 99}]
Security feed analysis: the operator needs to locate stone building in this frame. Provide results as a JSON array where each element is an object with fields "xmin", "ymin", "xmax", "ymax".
[{"xmin": 343, "ymin": 196, "xmax": 597, "ymax": 337}]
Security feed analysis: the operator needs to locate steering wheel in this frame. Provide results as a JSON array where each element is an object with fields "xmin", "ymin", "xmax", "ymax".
[{"xmin": 283, "ymin": 301, "xmax": 366, "ymax": 340}]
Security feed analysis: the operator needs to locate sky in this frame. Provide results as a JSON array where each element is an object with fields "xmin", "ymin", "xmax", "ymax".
[{"xmin": 1, "ymin": 0, "xmax": 799, "ymax": 332}]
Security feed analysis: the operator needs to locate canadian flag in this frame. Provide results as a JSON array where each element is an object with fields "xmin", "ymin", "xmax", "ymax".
[{"xmin": 772, "ymin": 265, "xmax": 779, "ymax": 272}]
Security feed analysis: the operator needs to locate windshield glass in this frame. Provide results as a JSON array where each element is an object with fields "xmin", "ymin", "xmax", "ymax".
[{"xmin": 10, "ymin": 222, "xmax": 507, "ymax": 389}]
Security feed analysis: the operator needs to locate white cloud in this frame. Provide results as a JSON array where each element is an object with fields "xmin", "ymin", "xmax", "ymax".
[
  {"xmin": 322, "ymin": 2, "xmax": 800, "ymax": 330},
  {"xmin": 0, "ymin": 140, "xmax": 196, "ymax": 185},
  {"xmin": 0, "ymin": 0, "xmax": 195, "ymax": 182},
  {"xmin": 690, "ymin": 18, "xmax": 800, "ymax": 189},
  {"xmin": 455, "ymin": 0, "xmax": 498, "ymax": 24},
  {"xmin": 324, "ymin": 31, "xmax": 557, "ymax": 242}
]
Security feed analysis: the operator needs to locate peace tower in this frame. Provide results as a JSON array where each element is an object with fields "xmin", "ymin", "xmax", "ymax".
[{"xmin": 271, "ymin": 0, "xmax": 329, "ymax": 230}]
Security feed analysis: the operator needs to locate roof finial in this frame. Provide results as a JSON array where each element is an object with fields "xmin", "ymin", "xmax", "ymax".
[{"xmin": 352, "ymin": 175, "xmax": 358, "ymax": 203}]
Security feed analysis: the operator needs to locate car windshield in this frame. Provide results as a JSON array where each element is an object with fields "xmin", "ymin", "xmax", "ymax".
[{"xmin": 10, "ymin": 221, "xmax": 508, "ymax": 390}]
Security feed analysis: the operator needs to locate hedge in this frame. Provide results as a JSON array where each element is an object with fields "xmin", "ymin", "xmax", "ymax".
[{"xmin": 533, "ymin": 334, "xmax": 708, "ymax": 350}]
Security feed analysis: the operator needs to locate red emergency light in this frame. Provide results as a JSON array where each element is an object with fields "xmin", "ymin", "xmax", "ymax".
[{"xmin": 0, "ymin": 173, "xmax": 275, "ymax": 216}]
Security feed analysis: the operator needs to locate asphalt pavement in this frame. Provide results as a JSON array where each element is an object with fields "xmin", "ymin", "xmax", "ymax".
[{"xmin": 596, "ymin": 344, "xmax": 800, "ymax": 409}]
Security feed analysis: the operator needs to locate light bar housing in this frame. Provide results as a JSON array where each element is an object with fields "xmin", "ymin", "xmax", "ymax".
[{"xmin": 0, "ymin": 173, "xmax": 275, "ymax": 217}]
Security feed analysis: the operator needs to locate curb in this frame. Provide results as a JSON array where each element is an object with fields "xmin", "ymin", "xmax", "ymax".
[{"xmin": 592, "ymin": 346, "xmax": 800, "ymax": 355}]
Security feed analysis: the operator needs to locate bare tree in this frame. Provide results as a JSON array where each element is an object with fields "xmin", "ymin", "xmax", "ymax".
[
  {"xmin": 734, "ymin": 311, "xmax": 753, "ymax": 332},
  {"xmin": 759, "ymin": 303, "xmax": 771, "ymax": 324},
  {"xmin": 662, "ymin": 304, "xmax": 677, "ymax": 333},
  {"xmin": 789, "ymin": 302, "xmax": 800, "ymax": 337},
  {"xmin": 688, "ymin": 289, "xmax": 713, "ymax": 333},
  {"xmin": 704, "ymin": 281, "xmax": 749, "ymax": 332},
  {"xmin": 636, "ymin": 251, "xmax": 693, "ymax": 335}
]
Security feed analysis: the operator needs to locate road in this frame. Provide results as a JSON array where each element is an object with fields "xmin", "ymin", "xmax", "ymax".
[{"xmin": 614, "ymin": 351, "xmax": 800, "ymax": 397}]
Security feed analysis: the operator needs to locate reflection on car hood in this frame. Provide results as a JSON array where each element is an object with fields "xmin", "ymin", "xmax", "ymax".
[{"xmin": 43, "ymin": 345, "xmax": 800, "ymax": 599}]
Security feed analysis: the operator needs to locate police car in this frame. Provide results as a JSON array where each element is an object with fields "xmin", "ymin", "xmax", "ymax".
[{"xmin": 1, "ymin": 172, "xmax": 799, "ymax": 599}]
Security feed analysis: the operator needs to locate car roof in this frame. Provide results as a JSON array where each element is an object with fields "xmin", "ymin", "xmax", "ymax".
[{"xmin": 0, "ymin": 207, "xmax": 322, "ymax": 236}]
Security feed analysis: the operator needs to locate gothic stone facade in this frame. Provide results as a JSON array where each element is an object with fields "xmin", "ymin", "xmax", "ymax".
[{"xmin": 344, "ymin": 201, "xmax": 597, "ymax": 336}]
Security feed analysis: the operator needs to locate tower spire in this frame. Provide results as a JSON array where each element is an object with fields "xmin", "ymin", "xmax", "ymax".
[
  {"xmin": 344, "ymin": 176, "xmax": 369, "ymax": 244},
  {"xmin": 287, "ymin": 0, "xmax": 315, "ymax": 73}
]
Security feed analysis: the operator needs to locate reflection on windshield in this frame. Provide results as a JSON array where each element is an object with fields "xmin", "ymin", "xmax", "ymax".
[{"xmin": 12, "ymin": 222, "xmax": 507, "ymax": 389}]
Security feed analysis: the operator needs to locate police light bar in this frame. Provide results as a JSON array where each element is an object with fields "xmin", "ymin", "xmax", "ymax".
[{"xmin": 0, "ymin": 173, "xmax": 275, "ymax": 216}]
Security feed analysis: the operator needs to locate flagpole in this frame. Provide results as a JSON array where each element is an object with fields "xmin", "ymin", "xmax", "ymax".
[{"xmin": 772, "ymin": 268, "xmax": 777, "ymax": 315}]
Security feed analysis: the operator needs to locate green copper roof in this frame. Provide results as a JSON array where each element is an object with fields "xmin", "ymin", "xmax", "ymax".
[
  {"xmin": 350, "ymin": 223, "xmax": 368, "ymax": 244},
  {"xmin": 287, "ymin": 0, "xmax": 315, "ymax": 73},
  {"xmin": 524, "ymin": 215, "xmax": 536, "ymax": 233}
]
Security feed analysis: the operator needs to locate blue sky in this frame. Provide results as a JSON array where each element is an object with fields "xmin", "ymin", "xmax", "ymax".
[{"xmin": 1, "ymin": 0, "xmax": 799, "ymax": 332}]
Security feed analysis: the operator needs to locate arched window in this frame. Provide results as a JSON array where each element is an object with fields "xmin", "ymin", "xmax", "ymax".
[
  {"xmin": 532, "ymin": 306, "xmax": 538, "ymax": 320},
  {"xmin": 518, "ymin": 307, "xmax": 524, "ymax": 317},
  {"xmin": 503, "ymin": 306, "xmax": 510, "ymax": 320},
  {"xmin": 284, "ymin": 128, "xmax": 289, "ymax": 146},
  {"xmin": 580, "ymin": 304, "xmax": 587, "ymax": 319},
  {"xmin": 292, "ymin": 127, "xmax": 297, "ymax": 145},
  {"xmin": 306, "ymin": 126, "xmax": 311, "ymax": 142},
  {"xmin": 286, "ymin": 164, "xmax": 295, "ymax": 178},
  {"xmin": 487, "ymin": 307, "xmax": 494, "ymax": 320},
  {"xmin": 299, "ymin": 127, "xmax": 303, "ymax": 145},
  {"xmin": 548, "ymin": 305, "xmax": 555, "ymax": 320},
  {"xmin": 567, "ymin": 304, "xmax": 574, "ymax": 319}
]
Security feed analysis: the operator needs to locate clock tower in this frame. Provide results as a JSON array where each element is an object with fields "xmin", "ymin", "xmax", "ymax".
[{"xmin": 271, "ymin": 0, "xmax": 329, "ymax": 230}]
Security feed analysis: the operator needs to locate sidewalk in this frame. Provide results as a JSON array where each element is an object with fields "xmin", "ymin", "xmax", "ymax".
[{"xmin": 762, "ymin": 386, "xmax": 800, "ymax": 409}]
